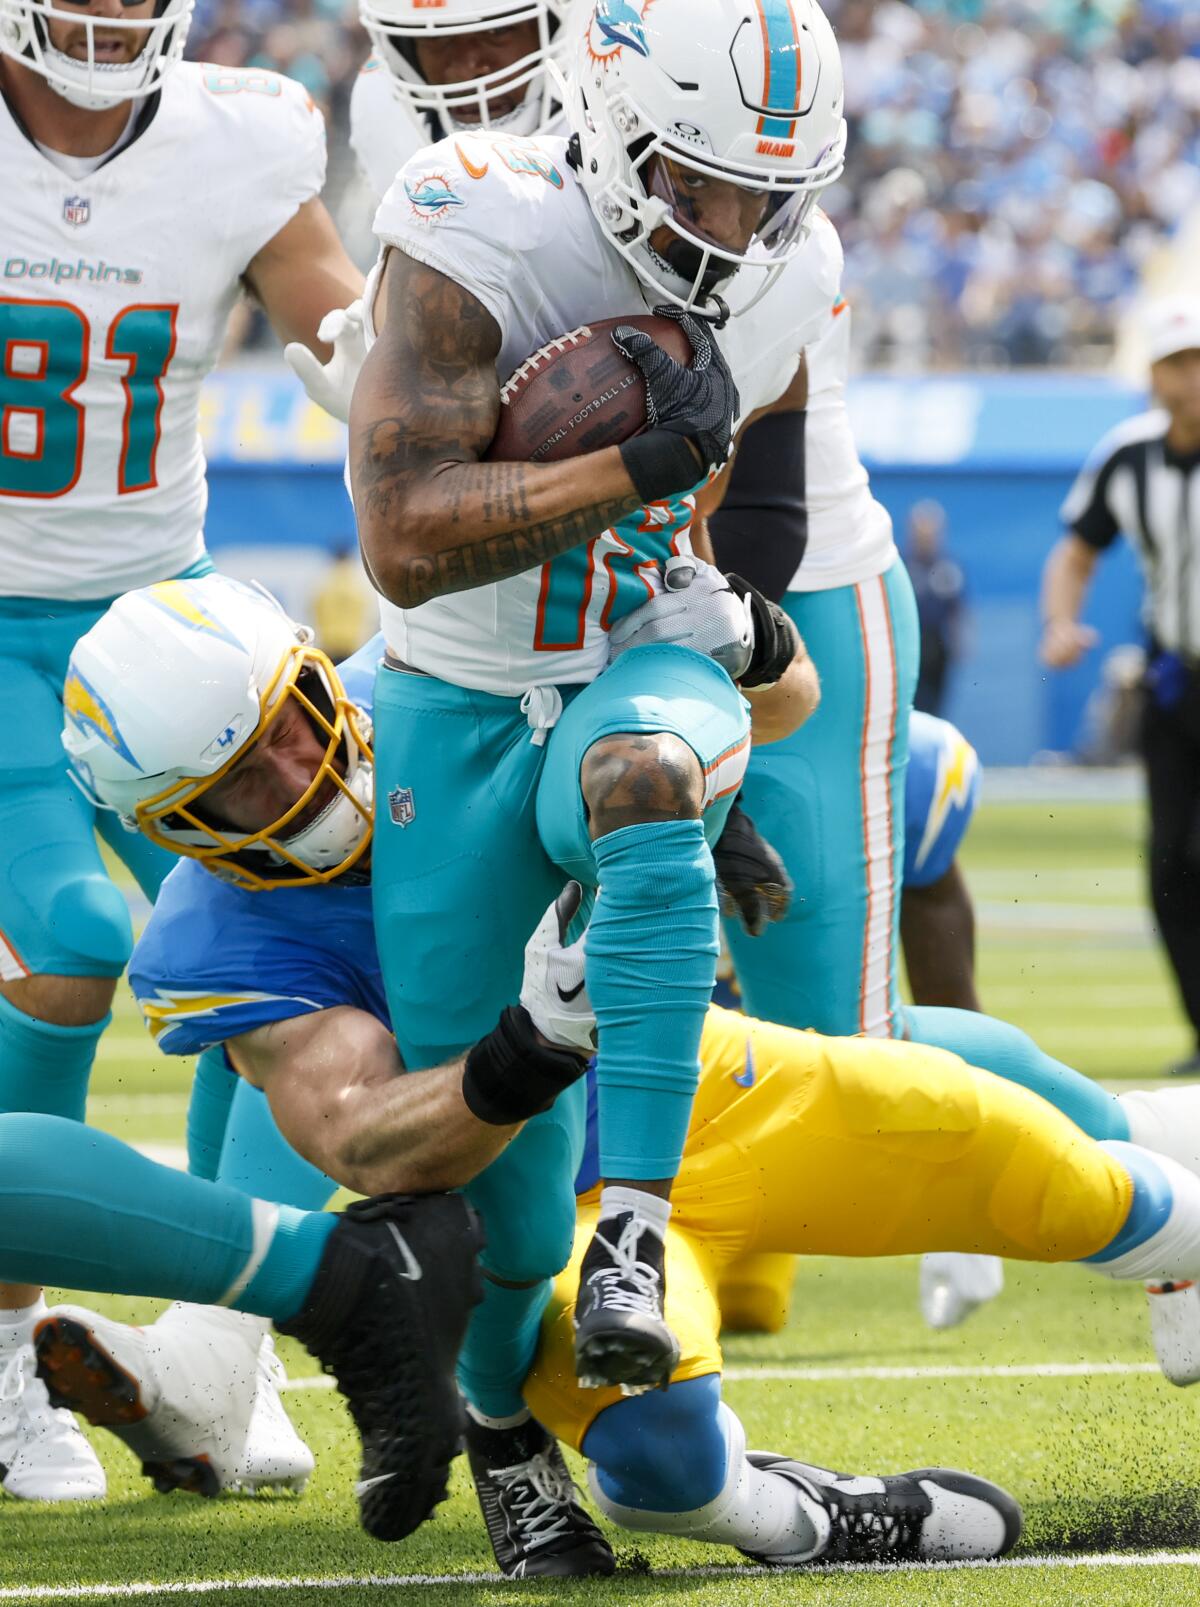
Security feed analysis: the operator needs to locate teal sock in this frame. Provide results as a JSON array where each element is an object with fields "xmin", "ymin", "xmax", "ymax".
[
  {"xmin": 217, "ymin": 1078, "xmax": 337, "ymax": 1210},
  {"xmin": 903, "ymin": 1005, "xmax": 1130, "ymax": 1141},
  {"xmin": 588, "ymin": 819, "xmax": 717, "ymax": 1179},
  {"xmin": 456, "ymin": 1276, "xmax": 551, "ymax": 1419},
  {"xmin": 0, "ymin": 1112, "xmax": 333, "ymax": 1321},
  {"xmin": 241, "ymin": 1204, "xmax": 337, "ymax": 1323},
  {"xmin": 187, "ymin": 1047, "xmax": 238, "ymax": 1181},
  {"xmin": 0, "ymin": 992, "xmax": 106, "ymax": 1121}
]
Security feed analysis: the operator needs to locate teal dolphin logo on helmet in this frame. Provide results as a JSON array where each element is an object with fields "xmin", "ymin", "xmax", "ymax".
[{"xmin": 594, "ymin": 0, "xmax": 651, "ymax": 58}]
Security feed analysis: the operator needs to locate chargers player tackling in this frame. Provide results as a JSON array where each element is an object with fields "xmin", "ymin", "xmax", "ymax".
[
  {"xmin": 38, "ymin": 572, "xmax": 1200, "ymax": 1574},
  {"xmin": 0, "ymin": 0, "xmax": 362, "ymax": 1499}
]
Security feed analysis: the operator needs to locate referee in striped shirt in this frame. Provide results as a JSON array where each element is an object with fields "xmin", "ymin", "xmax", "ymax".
[{"xmin": 1041, "ymin": 298, "xmax": 1200, "ymax": 1074}]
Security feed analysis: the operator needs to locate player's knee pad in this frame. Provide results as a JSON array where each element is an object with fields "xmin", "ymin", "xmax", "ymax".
[
  {"xmin": 988, "ymin": 1120, "xmax": 1131, "ymax": 1263},
  {"xmin": 38, "ymin": 872, "xmax": 134, "ymax": 979},
  {"xmin": 482, "ymin": 1194, "xmax": 578, "ymax": 1285},
  {"xmin": 586, "ymin": 1378, "xmax": 732, "ymax": 1519}
]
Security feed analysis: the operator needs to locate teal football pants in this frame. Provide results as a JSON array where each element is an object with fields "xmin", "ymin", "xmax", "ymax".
[
  {"xmin": 0, "ymin": 560, "xmax": 213, "ymax": 1128},
  {"xmin": 0, "ymin": 597, "xmax": 183, "ymax": 985},
  {"xmin": 726, "ymin": 560, "xmax": 919, "ymax": 1037},
  {"xmin": 372, "ymin": 645, "xmax": 748, "ymax": 1415}
]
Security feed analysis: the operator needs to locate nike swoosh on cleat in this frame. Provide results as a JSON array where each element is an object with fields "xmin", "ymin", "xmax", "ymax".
[
  {"xmin": 386, "ymin": 1222, "xmax": 423, "ymax": 1281},
  {"xmin": 355, "ymin": 1472, "xmax": 398, "ymax": 1496},
  {"xmin": 556, "ymin": 980, "xmax": 586, "ymax": 1002},
  {"xmin": 733, "ymin": 1035, "xmax": 756, "ymax": 1088}
]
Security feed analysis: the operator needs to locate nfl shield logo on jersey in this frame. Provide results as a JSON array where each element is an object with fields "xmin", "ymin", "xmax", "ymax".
[
  {"xmin": 387, "ymin": 786, "xmax": 416, "ymax": 827},
  {"xmin": 63, "ymin": 195, "xmax": 90, "ymax": 227}
]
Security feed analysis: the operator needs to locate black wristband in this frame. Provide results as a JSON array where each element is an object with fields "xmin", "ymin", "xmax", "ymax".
[
  {"xmin": 462, "ymin": 1005, "xmax": 588, "ymax": 1127},
  {"xmin": 726, "ymin": 575, "xmax": 800, "ymax": 688},
  {"xmin": 620, "ymin": 430, "xmax": 704, "ymax": 504}
]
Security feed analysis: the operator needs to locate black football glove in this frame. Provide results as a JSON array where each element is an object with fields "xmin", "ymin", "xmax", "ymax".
[
  {"xmin": 725, "ymin": 573, "xmax": 800, "ymax": 688},
  {"xmin": 614, "ymin": 306, "xmax": 740, "ymax": 503},
  {"xmin": 713, "ymin": 798, "xmax": 793, "ymax": 937}
]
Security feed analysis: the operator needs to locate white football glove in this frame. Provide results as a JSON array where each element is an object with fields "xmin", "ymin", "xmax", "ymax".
[
  {"xmin": 520, "ymin": 881, "xmax": 596, "ymax": 1054},
  {"xmin": 608, "ymin": 555, "xmax": 755, "ymax": 680},
  {"xmin": 283, "ymin": 299, "xmax": 367, "ymax": 424}
]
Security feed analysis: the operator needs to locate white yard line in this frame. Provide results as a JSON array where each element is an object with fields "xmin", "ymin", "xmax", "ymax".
[
  {"xmin": 3, "ymin": 1553, "xmax": 1200, "ymax": 1600},
  {"xmin": 276, "ymin": 1359, "xmax": 1161, "ymax": 1394}
]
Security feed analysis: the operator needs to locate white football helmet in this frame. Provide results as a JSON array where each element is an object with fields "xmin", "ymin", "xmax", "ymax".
[
  {"xmin": 360, "ymin": 0, "xmax": 570, "ymax": 136},
  {"xmin": 62, "ymin": 575, "xmax": 374, "ymax": 891},
  {"xmin": 564, "ymin": 0, "xmax": 846, "ymax": 316},
  {"xmin": 0, "ymin": 0, "xmax": 194, "ymax": 111}
]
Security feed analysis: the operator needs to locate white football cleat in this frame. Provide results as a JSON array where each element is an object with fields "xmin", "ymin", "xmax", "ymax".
[
  {"xmin": 34, "ymin": 1302, "xmax": 266, "ymax": 1496},
  {"xmin": 227, "ymin": 1333, "xmax": 313, "ymax": 1493},
  {"xmin": 741, "ymin": 1454, "xmax": 1022, "ymax": 1564},
  {"xmin": 919, "ymin": 1254, "xmax": 1004, "ymax": 1330},
  {"xmin": 0, "ymin": 1344, "xmax": 105, "ymax": 1502},
  {"xmin": 1145, "ymin": 1281, "xmax": 1200, "ymax": 1386}
]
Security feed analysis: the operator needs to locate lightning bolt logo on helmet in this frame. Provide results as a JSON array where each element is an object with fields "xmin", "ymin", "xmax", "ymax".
[
  {"xmin": 63, "ymin": 666, "xmax": 140, "ymax": 769},
  {"xmin": 587, "ymin": 0, "xmax": 655, "ymax": 63}
]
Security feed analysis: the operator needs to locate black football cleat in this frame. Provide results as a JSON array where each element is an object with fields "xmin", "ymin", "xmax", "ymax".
[
  {"xmin": 740, "ymin": 1453, "xmax": 1023, "ymax": 1565},
  {"xmin": 466, "ymin": 1414, "xmax": 615, "ymax": 1578},
  {"xmin": 278, "ymin": 1191, "xmax": 484, "ymax": 1542},
  {"xmin": 574, "ymin": 1213, "xmax": 680, "ymax": 1395}
]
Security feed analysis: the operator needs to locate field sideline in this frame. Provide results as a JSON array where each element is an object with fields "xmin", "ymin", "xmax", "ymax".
[{"xmin": 3, "ymin": 789, "xmax": 1198, "ymax": 1606}]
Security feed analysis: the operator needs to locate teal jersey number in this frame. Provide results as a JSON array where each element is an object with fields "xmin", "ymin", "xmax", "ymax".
[
  {"xmin": 0, "ymin": 299, "xmax": 177, "ymax": 499},
  {"xmin": 534, "ymin": 499, "xmax": 695, "ymax": 652},
  {"xmin": 108, "ymin": 305, "xmax": 178, "ymax": 493},
  {"xmin": 0, "ymin": 297, "xmax": 88, "ymax": 498}
]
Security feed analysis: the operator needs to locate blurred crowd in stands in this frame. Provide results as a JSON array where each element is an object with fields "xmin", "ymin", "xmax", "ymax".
[{"xmin": 191, "ymin": 0, "xmax": 1200, "ymax": 369}]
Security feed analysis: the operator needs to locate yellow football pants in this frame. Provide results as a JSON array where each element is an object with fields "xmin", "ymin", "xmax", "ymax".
[{"xmin": 525, "ymin": 1005, "xmax": 1131, "ymax": 1450}]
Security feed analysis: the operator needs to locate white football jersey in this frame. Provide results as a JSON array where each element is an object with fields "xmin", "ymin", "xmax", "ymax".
[
  {"xmin": 349, "ymin": 58, "xmax": 429, "ymax": 207},
  {"xmin": 787, "ymin": 297, "xmax": 897, "ymax": 592},
  {"xmin": 0, "ymin": 63, "xmax": 325, "ymax": 601},
  {"xmin": 367, "ymin": 131, "xmax": 836, "ymax": 694}
]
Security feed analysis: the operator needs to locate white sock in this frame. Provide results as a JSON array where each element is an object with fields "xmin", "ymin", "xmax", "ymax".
[
  {"xmin": 1093, "ymin": 1145, "xmax": 1200, "ymax": 1282},
  {"xmin": 598, "ymin": 1186, "xmax": 671, "ymax": 1241},
  {"xmin": 465, "ymin": 1403, "xmax": 531, "ymax": 1432},
  {"xmin": 1120, "ymin": 1089, "xmax": 1200, "ymax": 1178},
  {"xmin": 588, "ymin": 1403, "xmax": 829, "ymax": 1560},
  {"xmin": 0, "ymin": 1297, "xmax": 46, "ymax": 1353}
]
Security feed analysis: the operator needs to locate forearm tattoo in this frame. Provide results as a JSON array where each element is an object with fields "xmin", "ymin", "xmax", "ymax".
[{"xmin": 353, "ymin": 252, "xmax": 639, "ymax": 608}]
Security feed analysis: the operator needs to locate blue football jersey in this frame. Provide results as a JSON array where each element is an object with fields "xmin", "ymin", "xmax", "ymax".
[
  {"xmin": 128, "ymin": 635, "xmax": 388, "ymax": 1054},
  {"xmin": 903, "ymin": 711, "xmax": 981, "ymax": 891}
]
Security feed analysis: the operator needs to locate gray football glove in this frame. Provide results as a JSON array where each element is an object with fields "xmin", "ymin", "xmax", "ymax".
[{"xmin": 608, "ymin": 555, "xmax": 755, "ymax": 680}]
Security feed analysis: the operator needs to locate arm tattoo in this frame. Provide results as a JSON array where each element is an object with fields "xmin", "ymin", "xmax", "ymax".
[{"xmin": 352, "ymin": 251, "xmax": 640, "ymax": 609}]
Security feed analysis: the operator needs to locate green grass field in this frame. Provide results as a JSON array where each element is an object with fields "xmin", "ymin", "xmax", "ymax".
[{"xmin": 3, "ymin": 790, "xmax": 1198, "ymax": 1606}]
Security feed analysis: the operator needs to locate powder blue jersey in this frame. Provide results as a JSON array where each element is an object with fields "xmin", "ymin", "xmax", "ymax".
[
  {"xmin": 903, "ymin": 712, "xmax": 981, "ymax": 891},
  {"xmin": 128, "ymin": 636, "xmax": 386, "ymax": 1054}
]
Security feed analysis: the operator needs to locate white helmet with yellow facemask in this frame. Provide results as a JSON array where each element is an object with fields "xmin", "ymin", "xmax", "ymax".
[{"xmin": 63, "ymin": 575, "xmax": 374, "ymax": 891}]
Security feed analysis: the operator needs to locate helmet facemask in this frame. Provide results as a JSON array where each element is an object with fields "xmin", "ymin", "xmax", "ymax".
[
  {"xmin": 577, "ymin": 79, "xmax": 846, "ymax": 316},
  {"xmin": 0, "ymin": 0, "xmax": 195, "ymax": 111},
  {"xmin": 361, "ymin": 0, "xmax": 564, "ymax": 138},
  {"xmin": 565, "ymin": 0, "xmax": 848, "ymax": 319},
  {"xmin": 134, "ymin": 644, "xmax": 375, "ymax": 891}
]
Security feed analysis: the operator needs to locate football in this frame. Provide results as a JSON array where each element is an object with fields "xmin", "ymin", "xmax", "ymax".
[{"xmin": 484, "ymin": 313, "xmax": 695, "ymax": 464}]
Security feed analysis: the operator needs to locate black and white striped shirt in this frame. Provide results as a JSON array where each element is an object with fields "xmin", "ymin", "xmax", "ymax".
[{"xmin": 1062, "ymin": 409, "xmax": 1200, "ymax": 655}]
